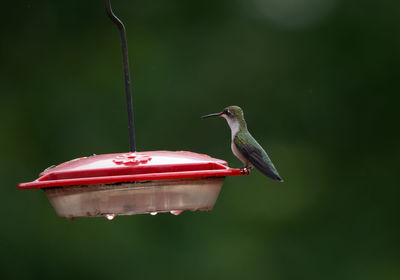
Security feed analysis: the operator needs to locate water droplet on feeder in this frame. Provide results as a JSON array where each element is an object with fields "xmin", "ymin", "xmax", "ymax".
[
  {"xmin": 150, "ymin": 212, "xmax": 158, "ymax": 216},
  {"xmin": 106, "ymin": 214, "xmax": 115, "ymax": 220},
  {"xmin": 170, "ymin": 210, "xmax": 183, "ymax": 216}
]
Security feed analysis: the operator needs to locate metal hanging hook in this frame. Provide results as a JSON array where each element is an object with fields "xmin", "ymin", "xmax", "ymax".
[{"xmin": 104, "ymin": 0, "xmax": 136, "ymax": 152}]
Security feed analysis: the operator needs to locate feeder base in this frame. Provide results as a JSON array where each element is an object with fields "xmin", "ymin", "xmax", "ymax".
[{"xmin": 43, "ymin": 177, "xmax": 225, "ymax": 219}]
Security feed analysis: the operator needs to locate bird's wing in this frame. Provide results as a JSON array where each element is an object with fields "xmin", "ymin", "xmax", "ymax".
[{"xmin": 234, "ymin": 131, "xmax": 283, "ymax": 182}]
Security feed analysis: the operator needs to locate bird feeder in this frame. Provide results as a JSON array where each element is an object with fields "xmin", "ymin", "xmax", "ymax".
[
  {"xmin": 19, "ymin": 151, "xmax": 247, "ymax": 219},
  {"xmin": 18, "ymin": 0, "xmax": 249, "ymax": 219}
]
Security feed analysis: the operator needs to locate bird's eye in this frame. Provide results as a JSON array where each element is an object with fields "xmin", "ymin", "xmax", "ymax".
[{"xmin": 224, "ymin": 109, "xmax": 230, "ymax": 115}]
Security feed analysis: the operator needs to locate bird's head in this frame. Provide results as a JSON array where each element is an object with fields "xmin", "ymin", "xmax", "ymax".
[{"xmin": 201, "ymin": 105, "xmax": 247, "ymax": 131}]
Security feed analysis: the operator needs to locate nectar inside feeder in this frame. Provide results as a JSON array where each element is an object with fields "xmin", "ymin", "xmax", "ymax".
[
  {"xmin": 18, "ymin": 151, "xmax": 248, "ymax": 219},
  {"xmin": 18, "ymin": 0, "xmax": 249, "ymax": 219}
]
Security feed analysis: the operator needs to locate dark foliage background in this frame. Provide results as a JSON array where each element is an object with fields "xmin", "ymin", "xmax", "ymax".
[{"xmin": 1, "ymin": 0, "xmax": 399, "ymax": 279}]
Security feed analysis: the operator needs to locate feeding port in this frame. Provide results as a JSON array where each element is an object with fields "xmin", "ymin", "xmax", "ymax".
[{"xmin": 18, "ymin": 151, "xmax": 248, "ymax": 219}]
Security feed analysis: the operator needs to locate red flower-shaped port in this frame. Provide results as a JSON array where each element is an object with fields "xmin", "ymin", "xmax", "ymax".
[{"xmin": 113, "ymin": 153, "xmax": 152, "ymax": 165}]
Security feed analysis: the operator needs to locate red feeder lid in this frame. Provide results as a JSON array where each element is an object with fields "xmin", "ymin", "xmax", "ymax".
[{"xmin": 18, "ymin": 151, "xmax": 248, "ymax": 189}]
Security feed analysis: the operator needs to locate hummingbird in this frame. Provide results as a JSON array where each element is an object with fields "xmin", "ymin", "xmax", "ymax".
[{"xmin": 201, "ymin": 105, "xmax": 283, "ymax": 182}]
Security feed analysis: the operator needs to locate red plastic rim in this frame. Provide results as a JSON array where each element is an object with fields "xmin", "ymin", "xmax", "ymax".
[{"xmin": 18, "ymin": 151, "xmax": 248, "ymax": 189}]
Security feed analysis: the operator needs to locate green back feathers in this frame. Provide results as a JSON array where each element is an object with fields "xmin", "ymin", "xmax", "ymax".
[{"xmin": 234, "ymin": 130, "xmax": 283, "ymax": 182}]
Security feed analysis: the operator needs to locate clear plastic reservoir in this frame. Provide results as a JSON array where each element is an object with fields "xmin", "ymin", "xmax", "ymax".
[{"xmin": 44, "ymin": 177, "xmax": 224, "ymax": 218}]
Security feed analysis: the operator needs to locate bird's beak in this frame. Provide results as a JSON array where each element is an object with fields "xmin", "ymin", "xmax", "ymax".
[{"xmin": 200, "ymin": 112, "xmax": 223, "ymax": 119}]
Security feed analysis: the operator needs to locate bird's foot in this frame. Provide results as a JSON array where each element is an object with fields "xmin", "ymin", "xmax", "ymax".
[{"xmin": 241, "ymin": 167, "xmax": 251, "ymax": 175}]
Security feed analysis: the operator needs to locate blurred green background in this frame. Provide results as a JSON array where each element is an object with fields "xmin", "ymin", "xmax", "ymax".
[{"xmin": 1, "ymin": 0, "xmax": 399, "ymax": 279}]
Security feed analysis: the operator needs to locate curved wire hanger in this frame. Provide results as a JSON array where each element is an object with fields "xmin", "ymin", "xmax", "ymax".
[{"xmin": 104, "ymin": 0, "xmax": 136, "ymax": 152}]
